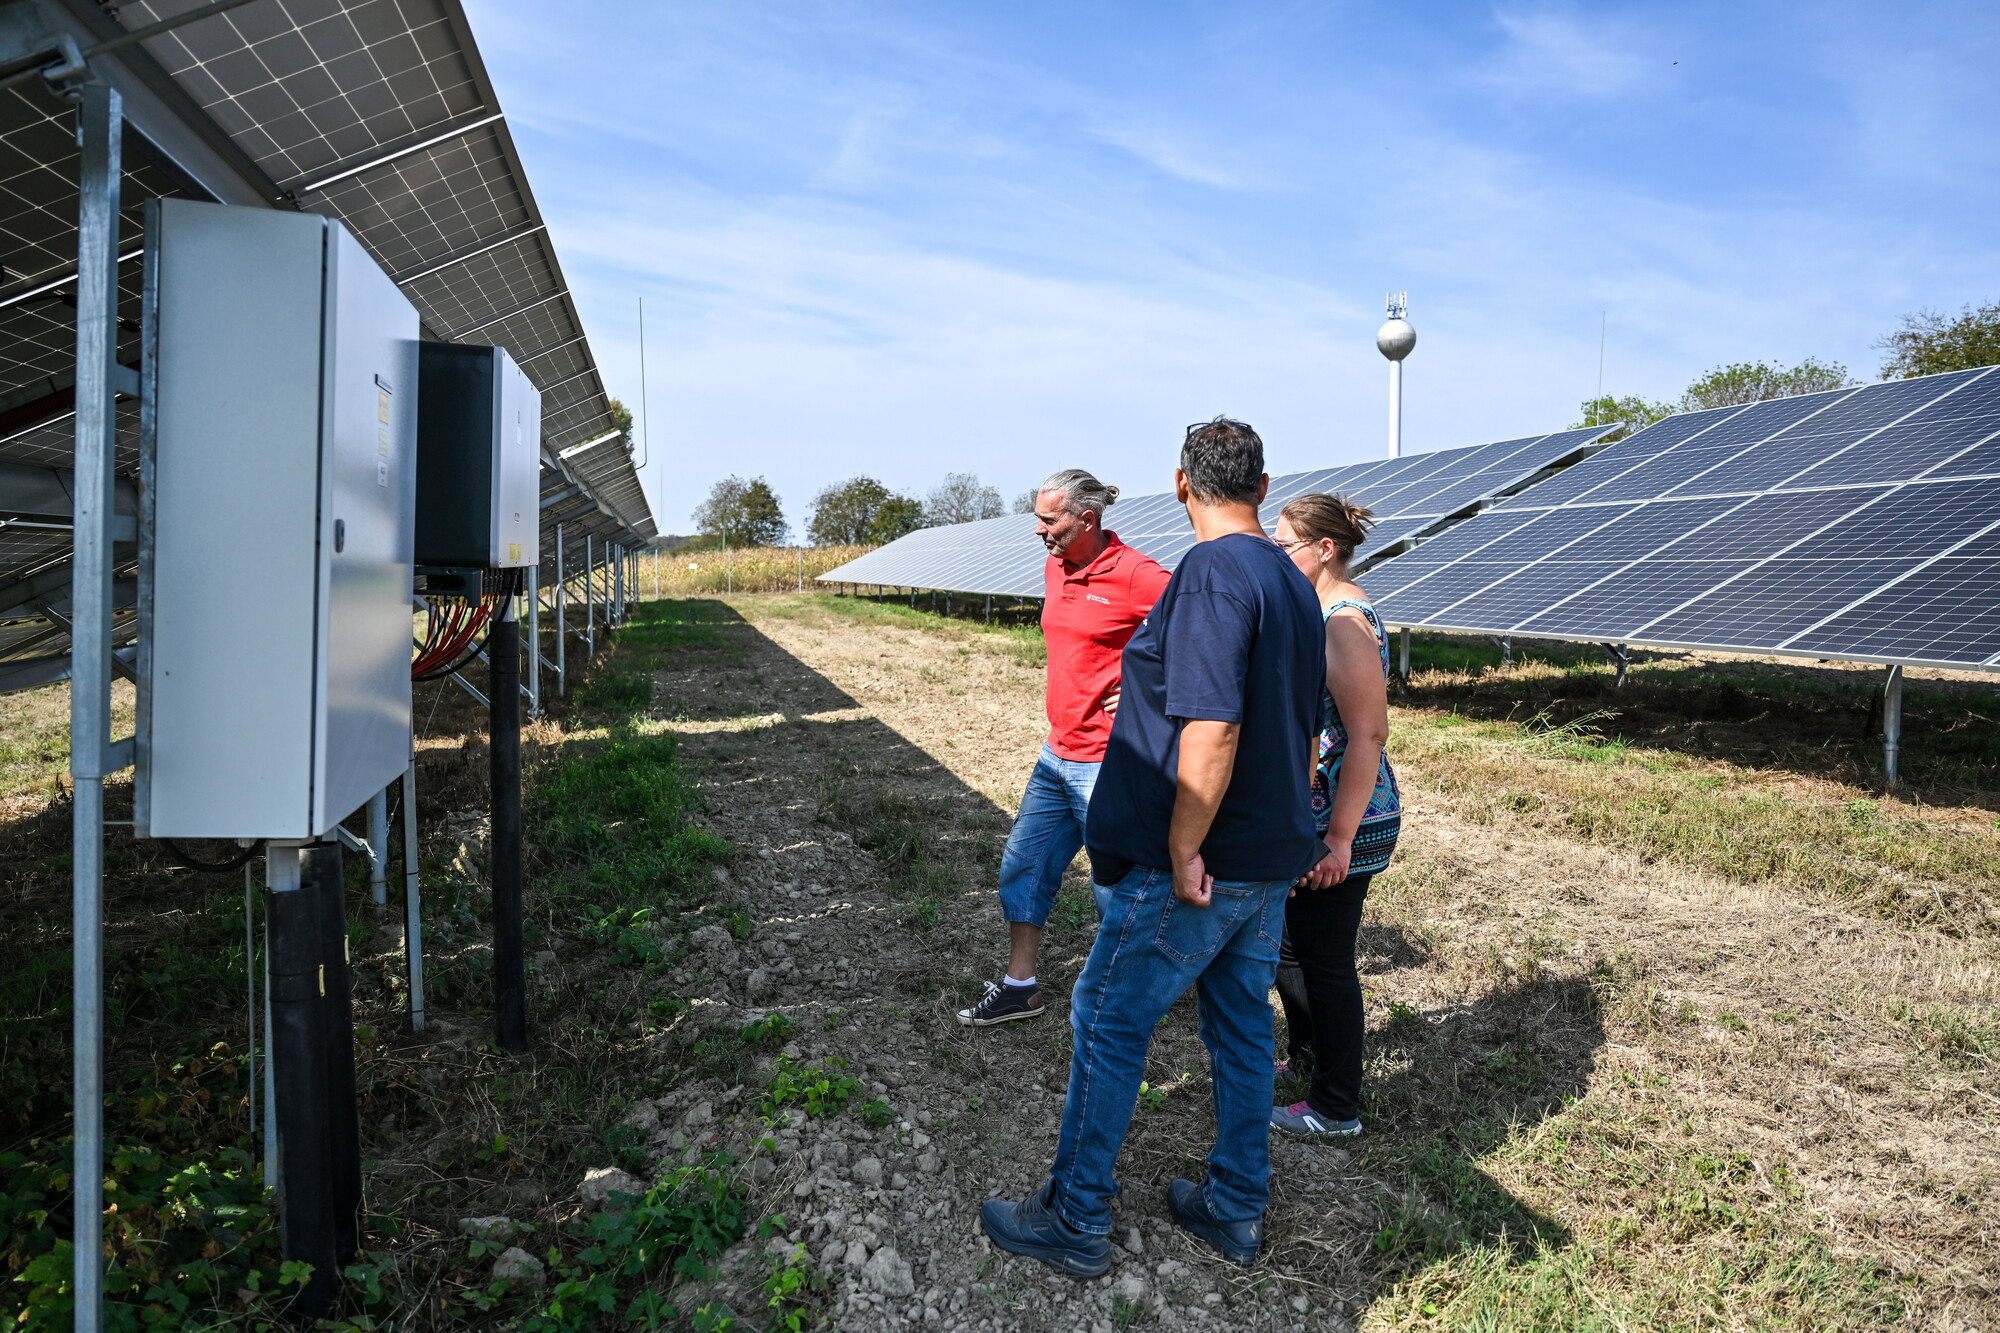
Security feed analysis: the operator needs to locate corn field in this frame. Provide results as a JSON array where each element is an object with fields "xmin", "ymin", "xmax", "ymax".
[{"xmin": 633, "ymin": 545, "xmax": 873, "ymax": 596}]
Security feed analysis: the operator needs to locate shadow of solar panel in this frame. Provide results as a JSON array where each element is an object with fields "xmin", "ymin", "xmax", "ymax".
[{"xmin": 1788, "ymin": 530, "xmax": 2000, "ymax": 665}]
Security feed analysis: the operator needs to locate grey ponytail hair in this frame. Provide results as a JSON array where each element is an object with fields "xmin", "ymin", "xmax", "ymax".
[{"xmin": 1037, "ymin": 468, "xmax": 1121, "ymax": 523}]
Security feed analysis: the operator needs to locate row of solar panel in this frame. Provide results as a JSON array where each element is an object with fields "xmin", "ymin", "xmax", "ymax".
[
  {"xmin": 1368, "ymin": 366, "xmax": 2000, "ymax": 670},
  {"xmin": 818, "ymin": 425, "xmax": 1615, "ymax": 598},
  {"xmin": 820, "ymin": 367, "xmax": 2000, "ymax": 672}
]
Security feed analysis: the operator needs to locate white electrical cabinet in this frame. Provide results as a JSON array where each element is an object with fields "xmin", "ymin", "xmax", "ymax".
[{"xmin": 138, "ymin": 199, "xmax": 419, "ymax": 840}]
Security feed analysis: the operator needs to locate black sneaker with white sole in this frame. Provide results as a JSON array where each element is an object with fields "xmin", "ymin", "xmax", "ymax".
[{"xmin": 956, "ymin": 980, "xmax": 1045, "ymax": 1027}]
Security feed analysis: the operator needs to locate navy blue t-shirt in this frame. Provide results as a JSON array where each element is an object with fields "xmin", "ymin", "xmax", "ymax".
[{"xmin": 1084, "ymin": 532, "xmax": 1326, "ymax": 885}]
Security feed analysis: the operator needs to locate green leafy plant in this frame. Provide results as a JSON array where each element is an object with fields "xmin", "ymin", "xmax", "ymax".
[
  {"xmin": 858, "ymin": 1098, "xmax": 895, "ymax": 1130},
  {"xmin": 762, "ymin": 1056, "xmax": 860, "ymax": 1120},
  {"xmin": 523, "ymin": 1155, "xmax": 746, "ymax": 1333},
  {"xmin": 738, "ymin": 1013, "xmax": 796, "ymax": 1047},
  {"xmin": 1137, "ymin": 1081, "xmax": 1166, "ymax": 1114}
]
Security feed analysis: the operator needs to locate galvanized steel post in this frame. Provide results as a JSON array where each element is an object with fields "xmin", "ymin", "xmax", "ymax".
[
  {"xmin": 1883, "ymin": 664, "xmax": 1904, "ymax": 784},
  {"xmin": 70, "ymin": 80, "xmax": 121, "ymax": 1330},
  {"xmin": 554, "ymin": 523, "xmax": 566, "ymax": 695},
  {"xmin": 527, "ymin": 564, "xmax": 540, "ymax": 715},
  {"xmin": 585, "ymin": 532, "xmax": 595, "ymax": 657},
  {"xmin": 400, "ymin": 749, "xmax": 425, "ymax": 1033},
  {"xmin": 367, "ymin": 786, "xmax": 388, "ymax": 906}
]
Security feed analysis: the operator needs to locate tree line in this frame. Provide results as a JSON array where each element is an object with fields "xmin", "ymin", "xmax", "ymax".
[
  {"xmin": 1576, "ymin": 299, "xmax": 2000, "ymax": 437},
  {"xmin": 688, "ymin": 469, "xmax": 1021, "ymax": 549}
]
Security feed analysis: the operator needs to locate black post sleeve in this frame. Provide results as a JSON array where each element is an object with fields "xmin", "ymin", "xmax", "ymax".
[
  {"xmin": 307, "ymin": 843, "xmax": 362, "ymax": 1265},
  {"xmin": 268, "ymin": 877, "xmax": 336, "ymax": 1320},
  {"xmin": 491, "ymin": 611, "xmax": 527, "ymax": 1053}
]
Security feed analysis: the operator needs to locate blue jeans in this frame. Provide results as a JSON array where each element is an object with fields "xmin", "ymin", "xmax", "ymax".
[
  {"xmin": 1045, "ymin": 866, "xmax": 1290, "ymax": 1235},
  {"xmin": 997, "ymin": 746, "xmax": 1100, "ymax": 928}
]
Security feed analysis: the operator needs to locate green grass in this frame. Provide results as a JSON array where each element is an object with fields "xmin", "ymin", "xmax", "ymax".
[
  {"xmin": 1366, "ymin": 1099, "xmax": 1910, "ymax": 1331},
  {"xmin": 1395, "ymin": 708, "xmax": 2000, "ymax": 928}
]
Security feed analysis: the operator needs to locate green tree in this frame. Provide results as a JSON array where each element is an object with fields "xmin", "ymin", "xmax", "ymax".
[
  {"xmin": 867, "ymin": 495, "xmax": 926, "ymax": 545},
  {"xmin": 807, "ymin": 476, "xmax": 923, "ymax": 546},
  {"xmin": 1573, "ymin": 393, "xmax": 1674, "ymax": 442},
  {"xmin": 1877, "ymin": 301, "xmax": 2000, "ymax": 379},
  {"xmin": 1677, "ymin": 357, "xmax": 1854, "ymax": 412},
  {"xmin": 608, "ymin": 397, "xmax": 635, "ymax": 451},
  {"xmin": 1013, "ymin": 489, "xmax": 1038, "ymax": 515},
  {"xmin": 692, "ymin": 475, "xmax": 787, "ymax": 547},
  {"xmin": 924, "ymin": 471, "xmax": 1004, "ymax": 526}
]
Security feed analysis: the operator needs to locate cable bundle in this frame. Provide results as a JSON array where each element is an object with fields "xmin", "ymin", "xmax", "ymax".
[{"xmin": 411, "ymin": 570, "xmax": 519, "ymax": 681}]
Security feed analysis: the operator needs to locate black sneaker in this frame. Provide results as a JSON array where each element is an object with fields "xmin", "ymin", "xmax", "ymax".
[{"xmin": 956, "ymin": 980, "xmax": 1045, "ymax": 1027}]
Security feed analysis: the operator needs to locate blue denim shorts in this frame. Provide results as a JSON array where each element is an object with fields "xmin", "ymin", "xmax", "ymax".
[{"xmin": 996, "ymin": 745, "xmax": 1100, "ymax": 928}]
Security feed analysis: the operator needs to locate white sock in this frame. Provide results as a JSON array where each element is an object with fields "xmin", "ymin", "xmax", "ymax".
[{"xmin": 1004, "ymin": 974, "xmax": 1037, "ymax": 989}]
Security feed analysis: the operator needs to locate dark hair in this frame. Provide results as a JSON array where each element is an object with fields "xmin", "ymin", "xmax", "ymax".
[
  {"xmin": 1179, "ymin": 417, "xmax": 1265, "ymax": 505},
  {"xmin": 1280, "ymin": 492, "xmax": 1375, "ymax": 561}
]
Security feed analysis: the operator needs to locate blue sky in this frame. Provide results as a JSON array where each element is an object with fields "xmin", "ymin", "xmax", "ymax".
[{"xmin": 467, "ymin": 1, "xmax": 2000, "ymax": 538}]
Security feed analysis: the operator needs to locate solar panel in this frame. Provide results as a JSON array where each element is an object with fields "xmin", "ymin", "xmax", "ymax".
[
  {"xmin": 0, "ymin": 0, "xmax": 652, "ymax": 687},
  {"xmin": 1367, "ymin": 366, "xmax": 2000, "ymax": 672},
  {"xmin": 817, "ymin": 426, "xmax": 1615, "ymax": 598}
]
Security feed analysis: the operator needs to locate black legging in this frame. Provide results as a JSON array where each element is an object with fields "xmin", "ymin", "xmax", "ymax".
[{"xmin": 1273, "ymin": 873, "xmax": 1370, "ymax": 1122}]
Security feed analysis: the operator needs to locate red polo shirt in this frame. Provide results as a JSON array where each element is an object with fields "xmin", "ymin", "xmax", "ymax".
[{"xmin": 1042, "ymin": 531, "xmax": 1173, "ymax": 762}]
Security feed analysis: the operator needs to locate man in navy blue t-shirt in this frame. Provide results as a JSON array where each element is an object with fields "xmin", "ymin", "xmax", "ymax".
[{"xmin": 980, "ymin": 417, "xmax": 1326, "ymax": 1274}]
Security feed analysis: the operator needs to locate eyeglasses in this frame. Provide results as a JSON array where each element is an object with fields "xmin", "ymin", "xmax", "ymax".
[{"xmin": 1274, "ymin": 537, "xmax": 1311, "ymax": 551}]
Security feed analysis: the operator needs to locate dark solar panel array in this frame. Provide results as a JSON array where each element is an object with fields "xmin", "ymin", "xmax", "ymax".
[
  {"xmin": 1365, "ymin": 367, "xmax": 2000, "ymax": 671},
  {"xmin": 0, "ymin": 0, "xmax": 652, "ymax": 685},
  {"xmin": 817, "ymin": 426, "xmax": 1615, "ymax": 598}
]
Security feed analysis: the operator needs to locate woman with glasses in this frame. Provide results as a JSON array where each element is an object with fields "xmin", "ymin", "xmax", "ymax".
[{"xmin": 1266, "ymin": 493, "xmax": 1402, "ymax": 1138}]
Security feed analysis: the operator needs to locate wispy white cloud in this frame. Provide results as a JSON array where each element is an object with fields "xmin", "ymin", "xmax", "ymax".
[{"xmin": 468, "ymin": 0, "xmax": 2000, "ymax": 532}]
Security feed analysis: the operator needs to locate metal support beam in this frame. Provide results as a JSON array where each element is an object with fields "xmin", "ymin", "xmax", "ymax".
[
  {"xmin": 1599, "ymin": 642, "xmax": 1630, "ymax": 688},
  {"xmin": 367, "ymin": 786, "xmax": 388, "ymax": 906},
  {"xmin": 554, "ymin": 522, "xmax": 566, "ymax": 695},
  {"xmin": 1399, "ymin": 627, "xmax": 1411, "ymax": 683},
  {"xmin": 1883, "ymin": 664, "xmax": 1904, "ymax": 784},
  {"xmin": 585, "ymin": 532, "xmax": 595, "ymax": 658},
  {"xmin": 69, "ymin": 80, "xmax": 119, "ymax": 1332},
  {"xmin": 526, "ymin": 564, "xmax": 540, "ymax": 715}
]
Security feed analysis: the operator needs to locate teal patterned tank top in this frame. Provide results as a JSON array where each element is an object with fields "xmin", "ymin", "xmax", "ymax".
[{"xmin": 1309, "ymin": 598, "xmax": 1402, "ymax": 876}]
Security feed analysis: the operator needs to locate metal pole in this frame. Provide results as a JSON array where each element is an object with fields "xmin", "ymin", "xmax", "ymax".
[
  {"xmin": 1389, "ymin": 357, "xmax": 1403, "ymax": 460},
  {"xmin": 367, "ymin": 786, "xmax": 388, "ymax": 906},
  {"xmin": 71, "ymin": 81, "xmax": 121, "ymax": 1331},
  {"xmin": 1883, "ymin": 664, "xmax": 1904, "ymax": 784},
  {"xmin": 1399, "ymin": 627, "xmax": 1411, "ymax": 680},
  {"xmin": 585, "ymin": 532, "xmax": 595, "ymax": 657},
  {"xmin": 614, "ymin": 544, "xmax": 624, "ymax": 626},
  {"xmin": 491, "ymin": 602, "xmax": 527, "ymax": 1053},
  {"xmin": 527, "ymin": 563, "xmax": 540, "ymax": 715},
  {"xmin": 400, "ymin": 750, "xmax": 425, "ymax": 1032},
  {"xmin": 555, "ymin": 523, "xmax": 566, "ymax": 696}
]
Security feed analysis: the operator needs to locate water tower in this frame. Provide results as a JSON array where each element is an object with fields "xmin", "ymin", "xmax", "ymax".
[{"xmin": 1377, "ymin": 292, "xmax": 1416, "ymax": 458}]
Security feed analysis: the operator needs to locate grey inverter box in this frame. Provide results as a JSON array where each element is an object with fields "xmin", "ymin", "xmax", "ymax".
[
  {"xmin": 414, "ymin": 342, "xmax": 541, "ymax": 569},
  {"xmin": 137, "ymin": 199, "xmax": 419, "ymax": 840}
]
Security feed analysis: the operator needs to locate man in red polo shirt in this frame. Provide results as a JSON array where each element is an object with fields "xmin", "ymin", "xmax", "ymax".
[{"xmin": 957, "ymin": 469, "xmax": 1172, "ymax": 1027}]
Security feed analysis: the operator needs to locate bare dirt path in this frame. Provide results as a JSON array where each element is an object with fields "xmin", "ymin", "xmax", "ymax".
[{"xmin": 646, "ymin": 593, "xmax": 1995, "ymax": 1332}]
